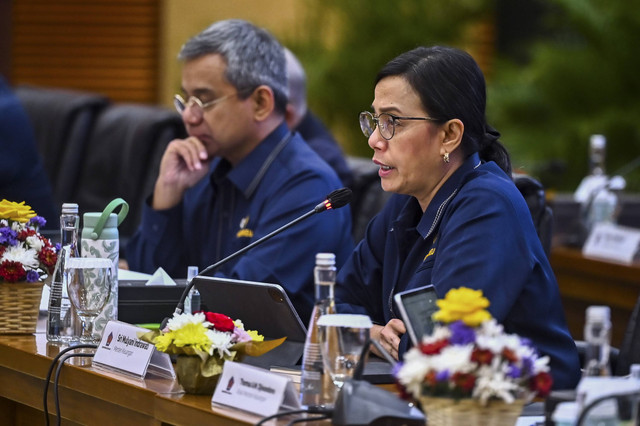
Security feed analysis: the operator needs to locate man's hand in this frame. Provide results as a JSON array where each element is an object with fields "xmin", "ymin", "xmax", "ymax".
[
  {"xmin": 370, "ymin": 319, "xmax": 406, "ymax": 361},
  {"xmin": 152, "ymin": 137, "xmax": 212, "ymax": 210}
]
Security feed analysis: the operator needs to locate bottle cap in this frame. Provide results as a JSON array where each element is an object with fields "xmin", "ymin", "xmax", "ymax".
[
  {"xmin": 590, "ymin": 134, "xmax": 606, "ymax": 149},
  {"xmin": 187, "ymin": 266, "xmax": 199, "ymax": 282},
  {"xmin": 631, "ymin": 364, "xmax": 640, "ymax": 379},
  {"xmin": 586, "ymin": 305, "xmax": 611, "ymax": 323},
  {"xmin": 315, "ymin": 252, "xmax": 336, "ymax": 266},
  {"xmin": 61, "ymin": 203, "xmax": 79, "ymax": 214}
]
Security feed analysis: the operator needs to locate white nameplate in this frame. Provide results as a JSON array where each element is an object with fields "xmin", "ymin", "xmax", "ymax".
[
  {"xmin": 212, "ymin": 361, "xmax": 301, "ymax": 417},
  {"xmin": 583, "ymin": 222, "xmax": 640, "ymax": 265},
  {"xmin": 93, "ymin": 320, "xmax": 175, "ymax": 379}
]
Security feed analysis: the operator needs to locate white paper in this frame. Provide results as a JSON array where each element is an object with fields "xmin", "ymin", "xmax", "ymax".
[{"xmin": 583, "ymin": 222, "xmax": 640, "ymax": 264}]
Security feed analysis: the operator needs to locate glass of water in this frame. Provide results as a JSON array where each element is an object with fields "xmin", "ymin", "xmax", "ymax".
[{"xmin": 317, "ymin": 314, "xmax": 372, "ymax": 401}]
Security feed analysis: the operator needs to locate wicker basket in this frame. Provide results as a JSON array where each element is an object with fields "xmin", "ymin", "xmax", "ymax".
[
  {"xmin": 0, "ymin": 282, "xmax": 44, "ymax": 334},
  {"xmin": 419, "ymin": 396, "xmax": 524, "ymax": 426}
]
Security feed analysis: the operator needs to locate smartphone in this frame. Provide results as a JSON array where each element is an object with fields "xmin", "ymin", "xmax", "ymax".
[{"xmin": 393, "ymin": 285, "xmax": 439, "ymax": 346}]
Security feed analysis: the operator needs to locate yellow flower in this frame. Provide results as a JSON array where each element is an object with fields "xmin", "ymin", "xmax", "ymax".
[
  {"xmin": 0, "ymin": 200, "xmax": 36, "ymax": 223},
  {"xmin": 167, "ymin": 323, "xmax": 212, "ymax": 352},
  {"xmin": 246, "ymin": 329, "xmax": 264, "ymax": 342},
  {"xmin": 432, "ymin": 287, "xmax": 492, "ymax": 327}
]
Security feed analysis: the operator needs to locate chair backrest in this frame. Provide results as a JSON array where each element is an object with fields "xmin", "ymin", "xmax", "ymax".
[
  {"xmin": 14, "ymin": 85, "xmax": 109, "ymax": 206},
  {"xmin": 73, "ymin": 103, "xmax": 186, "ymax": 241},
  {"xmin": 346, "ymin": 156, "xmax": 392, "ymax": 243},
  {"xmin": 514, "ymin": 173, "xmax": 553, "ymax": 257}
]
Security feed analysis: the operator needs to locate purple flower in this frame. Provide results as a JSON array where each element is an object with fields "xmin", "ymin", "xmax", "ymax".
[
  {"xmin": 507, "ymin": 364, "xmax": 522, "ymax": 379},
  {"xmin": 28, "ymin": 216, "xmax": 46, "ymax": 228},
  {"xmin": 0, "ymin": 227, "xmax": 18, "ymax": 246},
  {"xmin": 391, "ymin": 362, "xmax": 404, "ymax": 377},
  {"xmin": 449, "ymin": 320, "xmax": 476, "ymax": 345},
  {"xmin": 522, "ymin": 356, "xmax": 534, "ymax": 375},
  {"xmin": 520, "ymin": 337, "xmax": 533, "ymax": 348},
  {"xmin": 26, "ymin": 270, "xmax": 40, "ymax": 282},
  {"xmin": 55, "ymin": 243, "xmax": 61, "ymax": 251},
  {"xmin": 435, "ymin": 370, "xmax": 450, "ymax": 382}
]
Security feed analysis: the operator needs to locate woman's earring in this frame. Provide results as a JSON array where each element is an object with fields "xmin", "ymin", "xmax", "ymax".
[{"xmin": 443, "ymin": 152, "xmax": 450, "ymax": 163}]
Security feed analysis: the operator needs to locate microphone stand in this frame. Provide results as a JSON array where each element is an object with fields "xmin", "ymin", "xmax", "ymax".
[{"xmin": 160, "ymin": 192, "xmax": 347, "ymax": 329}]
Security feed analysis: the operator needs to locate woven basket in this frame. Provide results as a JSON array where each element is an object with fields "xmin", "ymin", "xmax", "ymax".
[
  {"xmin": 419, "ymin": 396, "xmax": 524, "ymax": 426},
  {"xmin": 0, "ymin": 282, "xmax": 44, "ymax": 334}
]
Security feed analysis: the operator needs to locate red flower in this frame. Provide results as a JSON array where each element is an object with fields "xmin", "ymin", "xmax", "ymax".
[
  {"xmin": 17, "ymin": 228, "xmax": 36, "ymax": 241},
  {"xmin": 419, "ymin": 339, "xmax": 449, "ymax": 355},
  {"xmin": 0, "ymin": 260, "xmax": 27, "ymax": 283},
  {"xmin": 204, "ymin": 312, "xmax": 235, "ymax": 332},
  {"xmin": 39, "ymin": 247, "xmax": 57, "ymax": 272},
  {"xmin": 451, "ymin": 372, "xmax": 476, "ymax": 393},
  {"xmin": 502, "ymin": 347, "xmax": 518, "ymax": 363},
  {"xmin": 471, "ymin": 348, "xmax": 494, "ymax": 365},
  {"xmin": 530, "ymin": 371, "xmax": 553, "ymax": 397},
  {"xmin": 424, "ymin": 370, "xmax": 438, "ymax": 387}
]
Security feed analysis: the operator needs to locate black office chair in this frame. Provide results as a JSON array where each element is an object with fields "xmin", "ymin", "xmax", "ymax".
[
  {"xmin": 14, "ymin": 85, "xmax": 109, "ymax": 207},
  {"xmin": 346, "ymin": 156, "xmax": 392, "ymax": 243},
  {"xmin": 513, "ymin": 173, "xmax": 554, "ymax": 257},
  {"xmin": 72, "ymin": 103, "xmax": 186, "ymax": 242}
]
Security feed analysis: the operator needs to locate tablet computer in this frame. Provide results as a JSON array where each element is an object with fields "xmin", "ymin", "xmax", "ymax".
[
  {"xmin": 393, "ymin": 285, "xmax": 439, "ymax": 346},
  {"xmin": 193, "ymin": 276, "xmax": 307, "ymax": 368}
]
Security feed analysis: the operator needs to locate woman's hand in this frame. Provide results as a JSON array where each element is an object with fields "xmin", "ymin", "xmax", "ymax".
[{"xmin": 370, "ymin": 319, "xmax": 406, "ymax": 361}]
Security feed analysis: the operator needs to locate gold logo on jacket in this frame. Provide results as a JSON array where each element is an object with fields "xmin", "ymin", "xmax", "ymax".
[
  {"xmin": 236, "ymin": 215, "xmax": 253, "ymax": 238},
  {"xmin": 423, "ymin": 247, "xmax": 435, "ymax": 261}
]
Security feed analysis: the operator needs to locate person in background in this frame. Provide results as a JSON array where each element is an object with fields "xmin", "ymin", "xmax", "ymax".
[
  {"xmin": 284, "ymin": 48, "xmax": 354, "ymax": 188},
  {"xmin": 0, "ymin": 75, "xmax": 57, "ymax": 228},
  {"xmin": 335, "ymin": 46, "xmax": 580, "ymax": 390},
  {"xmin": 126, "ymin": 20, "xmax": 353, "ymax": 323}
]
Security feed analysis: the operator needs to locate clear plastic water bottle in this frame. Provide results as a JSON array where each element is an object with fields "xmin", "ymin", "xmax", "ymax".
[
  {"xmin": 184, "ymin": 266, "xmax": 200, "ymax": 314},
  {"xmin": 47, "ymin": 203, "xmax": 81, "ymax": 343},
  {"xmin": 583, "ymin": 305, "xmax": 612, "ymax": 377},
  {"xmin": 299, "ymin": 253, "xmax": 336, "ymax": 409}
]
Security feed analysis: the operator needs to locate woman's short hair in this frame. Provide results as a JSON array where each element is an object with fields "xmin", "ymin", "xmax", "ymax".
[
  {"xmin": 178, "ymin": 19, "xmax": 288, "ymax": 115},
  {"xmin": 376, "ymin": 46, "xmax": 511, "ymax": 175}
]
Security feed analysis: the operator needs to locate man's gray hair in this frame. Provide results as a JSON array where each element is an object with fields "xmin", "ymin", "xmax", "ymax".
[{"xmin": 178, "ymin": 19, "xmax": 288, "ymax": 114}]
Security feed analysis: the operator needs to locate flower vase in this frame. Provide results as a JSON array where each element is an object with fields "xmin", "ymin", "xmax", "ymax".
[
  {"xmin": 419, "ymin": 396, "xmax": 524, "ymax": 426},
  {"xmin": 175, "ymin": 354, "xmax": 225, "ymax": 395},
  {"xmin": 0, "ymin": 281, "xmax": 44, "ymax": 334}
]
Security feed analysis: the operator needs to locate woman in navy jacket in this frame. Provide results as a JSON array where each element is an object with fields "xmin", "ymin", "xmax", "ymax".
[{"xmin": 335, "ymin": 46, "xmax": 580, "ymax": 390}]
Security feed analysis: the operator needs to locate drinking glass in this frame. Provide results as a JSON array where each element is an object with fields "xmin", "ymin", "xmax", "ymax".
[
  {"xmin": 317, "ymin": 314, "xmax": 372, "ymax": 401},
  {"xmin": 65, "ymin": 257, "xmax": 113, "ymax": 343}
]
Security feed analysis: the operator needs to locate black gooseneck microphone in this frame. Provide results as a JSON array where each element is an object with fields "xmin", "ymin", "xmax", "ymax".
[{"xmin": 159, "ymin": 187, "xmax": 353, "ymax": 329}]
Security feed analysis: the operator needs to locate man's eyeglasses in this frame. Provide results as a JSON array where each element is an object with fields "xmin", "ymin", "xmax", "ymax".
[
  {"xmin": 173, "ymin": 93, "xmax": 236, "ymax": 119},
  {"xmin": 359, "ymin": 111, "xmax": 442, "ymax": 140}
]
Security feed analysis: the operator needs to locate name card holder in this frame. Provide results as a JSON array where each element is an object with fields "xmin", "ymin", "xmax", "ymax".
[
  {"xmin": 93, "ymin": 320, "xmax": 175, "ymax": 379},
  {"xmin": 212, "ymin": 361, "xmax": 301, "ymax": 417},
  {"xmin": 583, "ymin": 222, "xmax": 640, "ymax": 265}
]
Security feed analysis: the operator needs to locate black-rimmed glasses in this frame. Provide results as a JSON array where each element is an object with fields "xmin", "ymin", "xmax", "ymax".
[{"xmin": 359, "ymin": 111, "xmax": 442, "ymax": 140}]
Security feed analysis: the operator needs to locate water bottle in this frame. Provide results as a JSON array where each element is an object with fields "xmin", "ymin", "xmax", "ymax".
[
  {"xmin": 299, "ymin": 253, "xmax": 336, "ymax": 409},
  {"xmin": 583, "ymin": 305, "xmax": 612, "ymax": 377},
  {"xmin": 47, "ymin": 203, "xmax": 81, "ymax": 343},
  {"xmin": 184, "ymin": 266, "xmax": 200, "ymax": 314}
]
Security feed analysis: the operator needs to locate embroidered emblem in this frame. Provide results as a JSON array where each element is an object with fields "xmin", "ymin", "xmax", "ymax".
[
  {"xmin": 236, "ymin": 215, "xmax": 253, "ymax": 238},
  {"xmin": 424, "ymin": 247, "xmax": 435, "ymax": 261}
]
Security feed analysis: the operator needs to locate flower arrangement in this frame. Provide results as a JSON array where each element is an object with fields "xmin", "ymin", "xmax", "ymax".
[
  {"xmin": 139, "ymin": 311, "xmax": 285, "ymax": 393},
  {"xmin": 395, "ymin": 287, "xmax": 553, "ymax": 406},
  {"xmin": 0, "ymin": 200, "xmax": 57, "ymax": 284}
]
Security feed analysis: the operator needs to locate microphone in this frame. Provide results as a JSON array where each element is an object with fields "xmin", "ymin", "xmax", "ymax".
[{"xmin": 160, "ymin": 187, "xmax": 352, "ymax": 329}]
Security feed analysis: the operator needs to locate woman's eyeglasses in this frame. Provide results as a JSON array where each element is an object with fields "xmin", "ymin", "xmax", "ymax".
[{"xmin": 359, "ymin": 111, "xmax": 442, "ymax": 140}]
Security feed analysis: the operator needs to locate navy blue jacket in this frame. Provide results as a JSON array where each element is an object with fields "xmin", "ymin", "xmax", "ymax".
[
  {"xmin": 0, "ymin": 77, "xmax": 57, "ymax": 227},
  {"xmin": 127, "ymin": 123, "xmax": 354, "ymax": 323},
  {"xmin": 335, "ymin": 153, "xmax": 581, "ymax": 390}
]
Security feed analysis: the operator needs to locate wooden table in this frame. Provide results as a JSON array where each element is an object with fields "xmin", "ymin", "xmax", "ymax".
[
  {"xmin": 0, "ymin": 333, "xmax": 275, "ymax": 425},
  {"xmin": 551, "ymin": 246, "xmax": 640, "ymax": 347}
]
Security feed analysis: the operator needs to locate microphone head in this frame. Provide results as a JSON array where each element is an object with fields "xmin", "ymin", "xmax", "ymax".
[{"xmin": 315, "ymin": 187, "xmax": 353, "ymax": 212}]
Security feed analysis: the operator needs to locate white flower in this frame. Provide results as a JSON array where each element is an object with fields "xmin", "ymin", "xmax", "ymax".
[
  {"xmin": 421, "ymin": 324, "xmax": 451, "ymax": 344},
  {"xmin": 473, "ymin": 367, "xmax": 519, "ymax": 405},
  {"xmin": 2, "ymin": 245, "xmax": 39, "ymax": 269},
  {"xmin": 166, "ymin": 312, "xmax": 209, "ymax": 331},
  {"xmin": 207, "ymin": 328, "xmax": 234, "ymax": 358},
  {"xmin": 430, "ymin": 345, "xmax": 475, "ymax": 374},
  {"xmin": 25, "ymin": 235, "xmax": 44, "ymax": 251}
]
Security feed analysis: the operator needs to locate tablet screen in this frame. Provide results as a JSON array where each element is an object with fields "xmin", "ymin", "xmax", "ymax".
[{"xmin": 394, "ymin": 285, "xmax": 438, "ymax": 346}]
